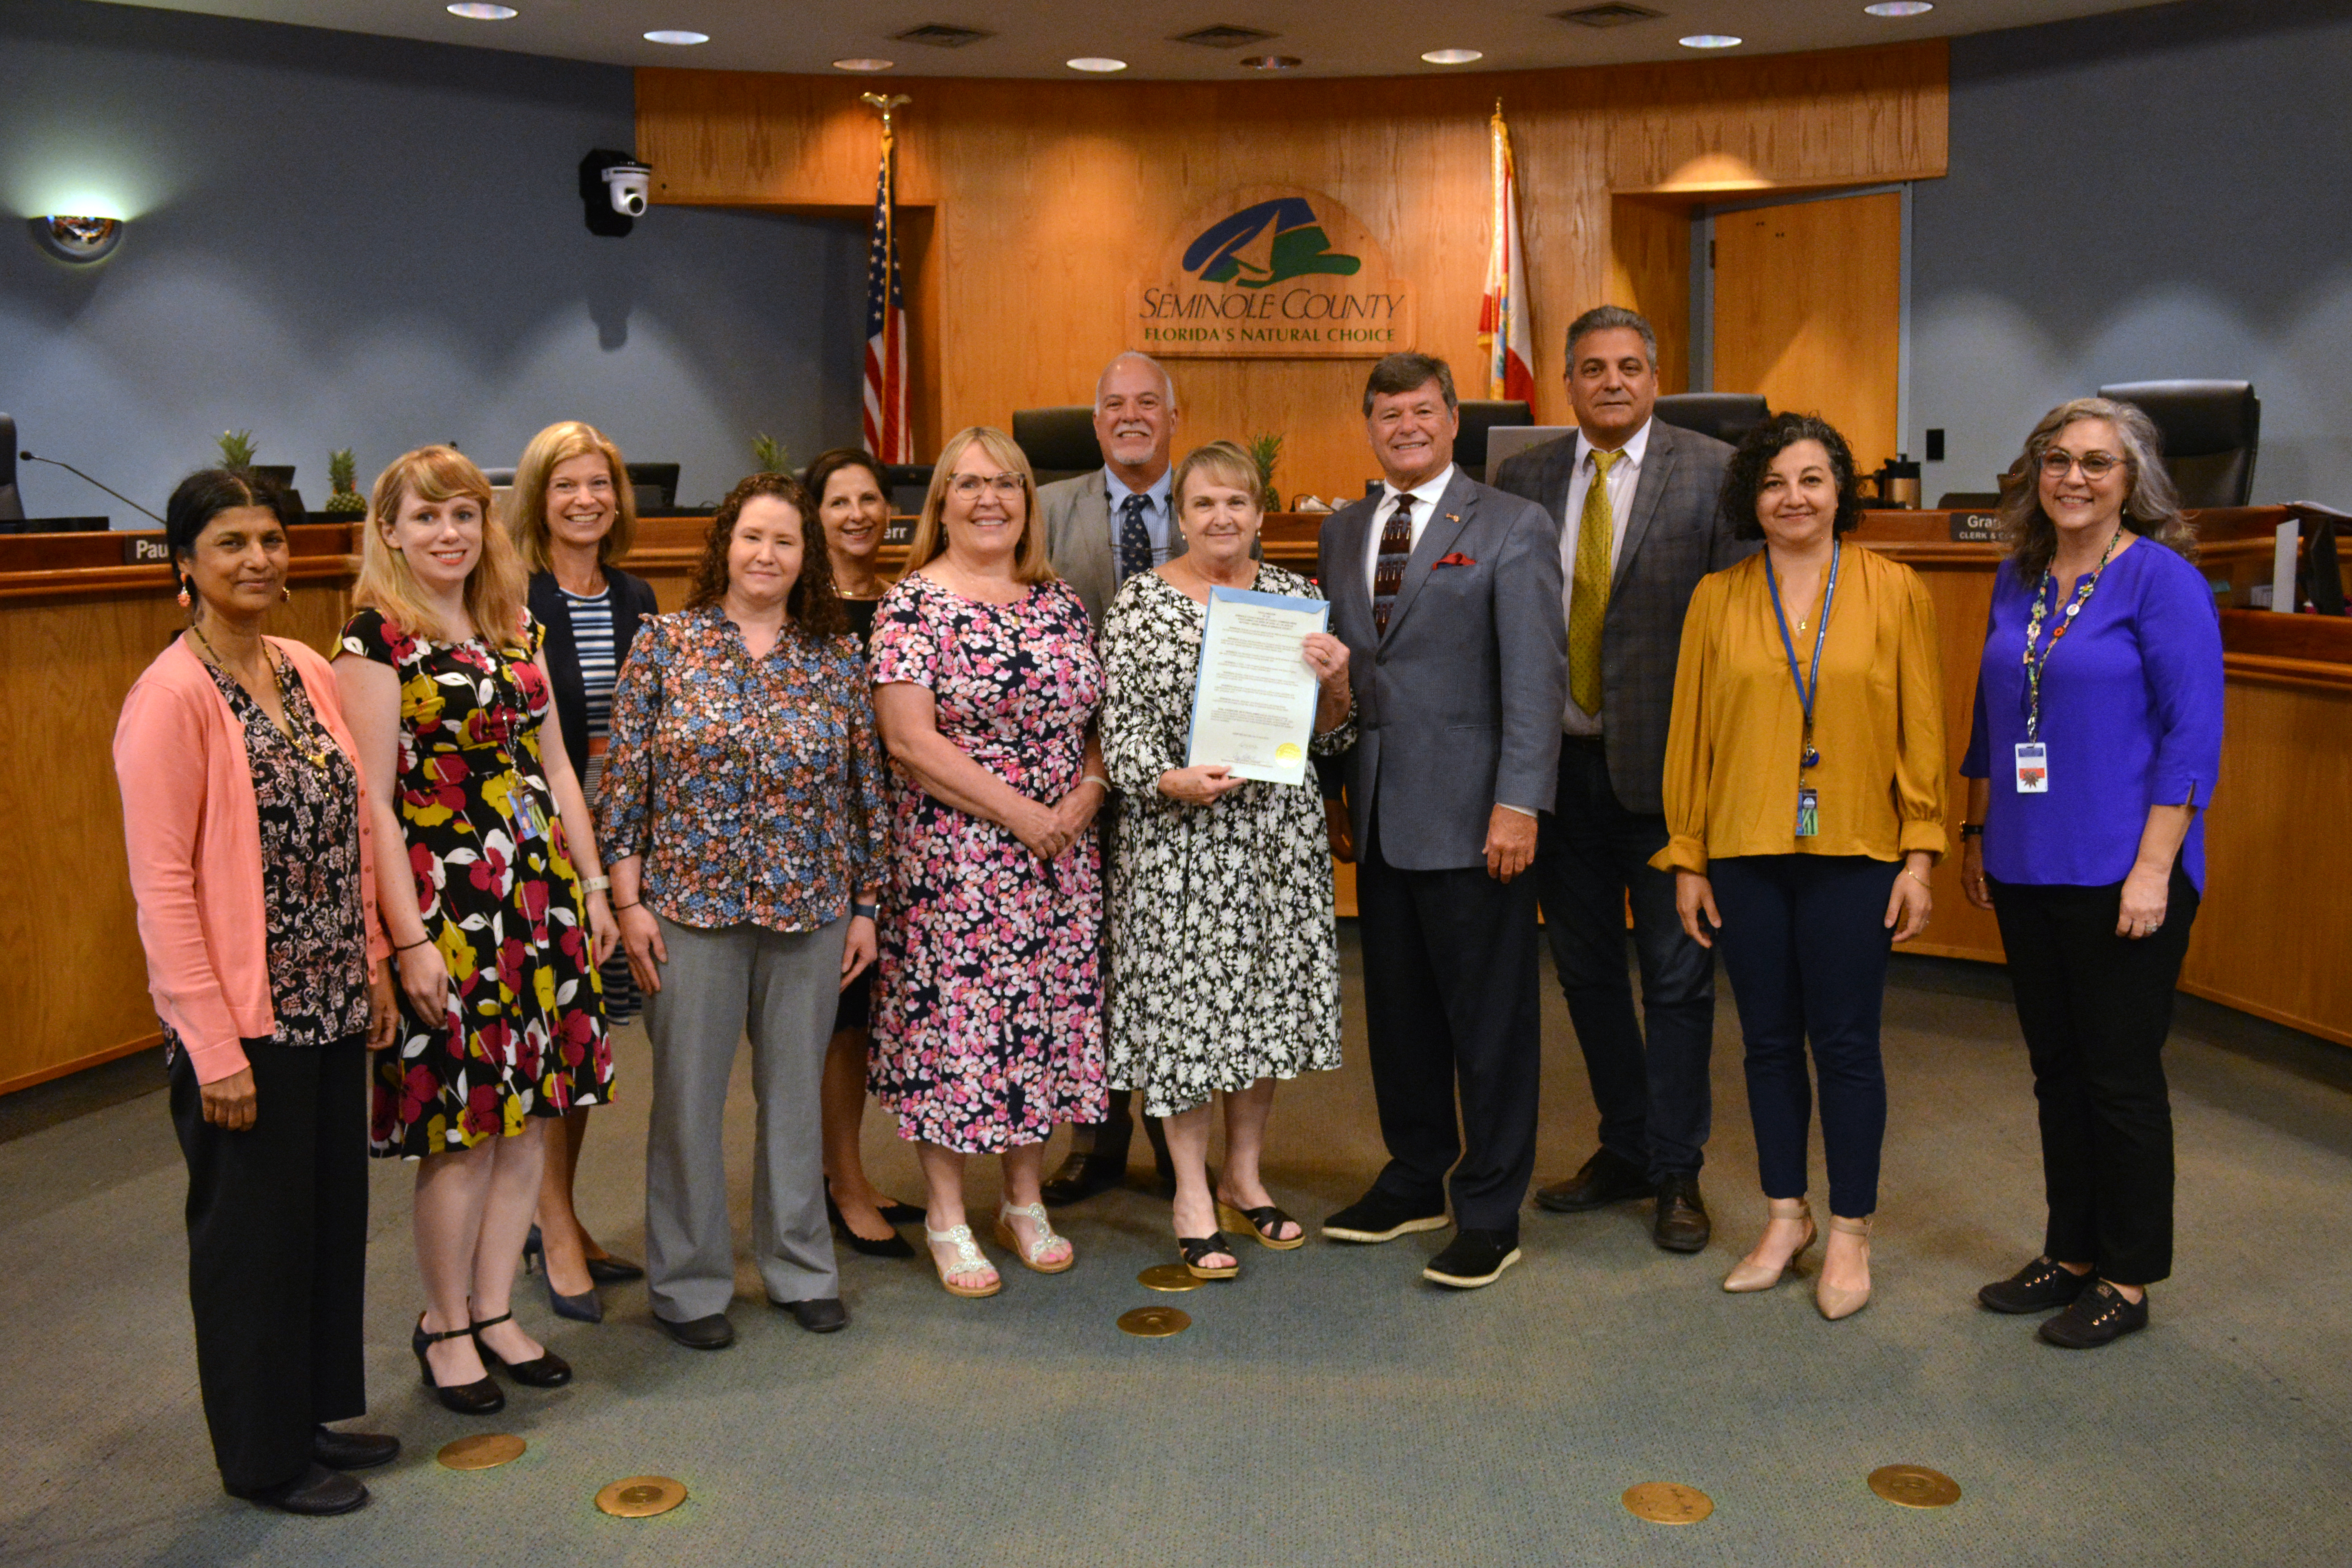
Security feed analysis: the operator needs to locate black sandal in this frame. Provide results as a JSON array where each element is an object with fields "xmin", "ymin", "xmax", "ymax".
[
  {"xmin": 1178, "ymin": 1232, "xmax": 1241, "ymax": 1280},
  {"xmin": 1218, "ymin": 1200, "xmax": 1307, "ymax": 1251},
  {"xmin": 469, "ymin": 1312, "xmax": 573, "ymax": 1388}
]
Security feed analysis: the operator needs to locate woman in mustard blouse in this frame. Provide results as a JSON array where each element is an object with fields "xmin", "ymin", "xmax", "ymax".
[{"xmin": 1652, "ymin": 414, "xmax": 1945, "ymax": 1321}]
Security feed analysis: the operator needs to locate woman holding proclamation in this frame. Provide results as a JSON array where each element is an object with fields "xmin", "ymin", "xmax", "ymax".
[
  {"xmin": 599, "ymin": 473, "xmax": 886, "ymax": 1347},
  {"xmin": 1960, "ymin": 398, "xmax": 2223, "ymax": 1350},
  {"xmin": 1653, "ymin": 414, "xmax": 1945, "ymax": 1321},
  {"xmin": 117, "ymin": 468, "xmax": 400, "ymax": 1515},
  {"xmin": 508, "ymin": 419, "xmax": 659, "ymax": 1321},
  {"xmin": 801, "ymin": 446, "xmax": 927, "ymax": 1260},
  {"xmin": 336, "ymin": 446, "xmax": 616, "ymax": 1413},
  {"xmin": 869, "ymin": 426, "xmax": 1108, "ymax": 1299},
  {"xmin": 1098, "ymin": 442, "xmax": 1354, "ymax": 1278}
]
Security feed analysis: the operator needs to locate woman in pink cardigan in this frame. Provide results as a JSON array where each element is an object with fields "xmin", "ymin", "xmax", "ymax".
[{"xmin": 115, "ymin": 470, "xmax": 400, "ymax": 1517}]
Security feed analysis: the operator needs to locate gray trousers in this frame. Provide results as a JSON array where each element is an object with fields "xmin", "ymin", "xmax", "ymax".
[{"xmin": 643, "ymin": 912, "xmax": 846, "ymax": 1321}]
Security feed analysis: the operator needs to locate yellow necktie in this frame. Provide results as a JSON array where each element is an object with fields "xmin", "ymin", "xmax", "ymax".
[{"xmin": 1568, "ymin": 448, "xmax": 1620, "ymax": 715}]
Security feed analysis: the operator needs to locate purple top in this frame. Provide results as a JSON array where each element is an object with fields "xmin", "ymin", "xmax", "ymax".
[{"xmin": 1961, "ymin": 539, "xmax": 2223, "ymax": 890}]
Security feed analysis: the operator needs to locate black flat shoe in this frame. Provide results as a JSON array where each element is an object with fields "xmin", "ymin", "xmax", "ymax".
[
  {"xmin": 470, "ymin": 1312, "xmax": 573, "ymax": 1387},
  {"xmin": 1178, "ymin": 1232, "xmax": 1241, "ymax": 1280},
  {"xmin": 1651, "ymin": 1174, "xmax": 1711, "ymax": 1254},
  {"xmin": 1978, "ymin": 1256, "xmax": 2093, "ymax": 1314},
  {"xmin": 412, "ymin": 1314, "xmax": 504, "ymax": 1416},
  {"xmin": 1322, "ymin": 1190, "xmax": 1448, "ymax": 1244},
  {"xmin": 311, "ymin": 1426, "xmax": 399, "ymax": 1471},
  {"xmin": 1424, "ymin": 1229, "xmax": 1524, "ymax": 1289},
  {"xmin": 826, "ymin": 1186, "xmax": 918, "ymax": 1258},
  {"xmin": 773, "ymin": 1296, "xmax": 849, "ymax": 1332},
  {"xmin": 658, "ymin": 1312, "xmax": 736, "ymax": 1350},
  {"xmin": 1534, "ymin": 1147, "xmax": 1653, "ymax": 1213},
  {"xmin": 2038, "ymin": 1281, "xmax": 2150, "ymax": 1349},
  {"xmin": 229, "ymin": 1463, "xmax": 368, "ymax": 1516},
  {"xmin": 876, "ymin": 1198, "xmax": 927, "ymax": 1226},
  {"xmin": 584, "ymin": 1253, "xmax": 645, "ymax": 1284}
]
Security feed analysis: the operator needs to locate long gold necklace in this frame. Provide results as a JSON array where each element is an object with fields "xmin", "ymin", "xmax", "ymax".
[{"xmin": 191, "ymin": 624, "xmax": 334, "ymax": 770}]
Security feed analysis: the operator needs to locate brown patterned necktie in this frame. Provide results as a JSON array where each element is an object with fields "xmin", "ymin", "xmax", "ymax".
[{"xmin": 1373, "ymin": 494, "xmax": 1416, "ymax": 634}]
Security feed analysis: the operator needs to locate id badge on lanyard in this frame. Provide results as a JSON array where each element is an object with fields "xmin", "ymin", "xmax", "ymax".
[{"xmin": 2013, "ymin": 742, "xmax": 2048, "ymax": 794}]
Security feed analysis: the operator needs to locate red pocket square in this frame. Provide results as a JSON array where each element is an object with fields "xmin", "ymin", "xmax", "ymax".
[{"xmin": 1434, "ymin": 552, "xmax": 1477, "ymax": 568}]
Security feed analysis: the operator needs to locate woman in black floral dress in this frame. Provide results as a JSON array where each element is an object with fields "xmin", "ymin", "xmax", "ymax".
[{"xmin": 334, "ymin": 446, "xmax": 617, "ymax": 1416}]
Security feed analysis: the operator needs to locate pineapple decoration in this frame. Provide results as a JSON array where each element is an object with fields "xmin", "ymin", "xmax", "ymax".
[
  {"xmin": 323, "ymin": 448, "xmax": 367, "ymax": 515},
  {"xmin": 216, "ymin": 429, "xmax": 258, "ymax": 469},
  {"xmin": 1246, "ymin": 432, "xmax": 1283, "ymax": 513},
  {"xmin": 751, "ymin": 433, "xmax": 791, "ymax": 474}
]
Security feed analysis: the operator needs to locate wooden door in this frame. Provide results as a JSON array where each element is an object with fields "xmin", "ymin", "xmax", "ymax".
[{"xmin": 1711, "ymin": 193, "xmax": 1902, "ymax": 472}]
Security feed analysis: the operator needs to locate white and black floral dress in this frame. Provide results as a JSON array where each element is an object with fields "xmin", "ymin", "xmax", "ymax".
[{"xmin": 1098, "ymin": 565, "xmax": 1353, "ymax": 1117}]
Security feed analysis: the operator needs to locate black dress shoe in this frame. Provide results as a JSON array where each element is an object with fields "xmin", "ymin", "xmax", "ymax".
[
  {"xmin": 773, "ymin": 1297, "xmax": 848, "ymax": 1333},
  {"xmin": 1040, "ymin": 1149, "xmax": 1127, "ymax": 1207},
  {"xmin": 228, "ymin": 1463, "xmax": 369, "ymax": 1516},
  {"xmin": 584, "ymin": 1253, "xmax": 645, "ymax": 1284},
  {"xmin": 311, "ymin": 1426, "xmax": 399, "ymax": 1471},
  {"xmin": 657, "ymin": 1312, "xmax": 736, "ymax": 1350},
  {"xmin": 1651, "ymin": 1174, "xmax": 1711, "ymax": 1253},
  {"xmin": 1321, "ymin": 1189, "xmax": 1449, "ymax": 1243},
  {"xmin": 412, "ymin": 1314, "xmax": 504, "ymax": 1416},
  {"xmin": 1978, "ymin": 1256, "xmax": 2093, "ymax": 1314},
  {"xmin": 1423, "ymin": 1229, "xmax": 1524, "ymax": 1289},
  {"xmin": 2037, "ymin": 1281, "xmax": 2149, "ymax": 1349},
  {"xmin": 470, "ymin": 1313, "xmax": 573, "ymax": 1387},
  {"xmin": 1534, "ymin": 1147, "xmax": 1653, "ymax": 1213}
]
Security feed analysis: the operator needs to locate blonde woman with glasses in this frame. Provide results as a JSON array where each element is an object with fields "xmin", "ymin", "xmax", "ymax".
[{"xmin": 867, "ymin": 426, "xmax": 1109, "ymax": 1298}]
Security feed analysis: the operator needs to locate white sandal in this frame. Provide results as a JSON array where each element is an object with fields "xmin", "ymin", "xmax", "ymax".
[
  {"xmin": 994, "ymin": 1201, "xmax": 1075, "ymax": 1275},
  {"xmin": 923, "ymin": 1223, "xmax": 1002, "ymax": 1298}
]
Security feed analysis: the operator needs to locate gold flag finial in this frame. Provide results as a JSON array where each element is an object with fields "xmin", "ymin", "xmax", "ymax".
[{"xmin": 861, "ymin": 91, "xmax": 912, "ymax": 134}]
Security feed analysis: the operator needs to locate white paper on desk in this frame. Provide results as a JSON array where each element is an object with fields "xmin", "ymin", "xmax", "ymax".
[{"xmin": 1185, "ymin": 584, "xmax": 1327, "ymax": 786}]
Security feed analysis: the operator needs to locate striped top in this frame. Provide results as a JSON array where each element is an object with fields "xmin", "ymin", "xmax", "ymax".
[{"xmin": 558, "ymin": 584, "xmax": 619, "ymax": 738}]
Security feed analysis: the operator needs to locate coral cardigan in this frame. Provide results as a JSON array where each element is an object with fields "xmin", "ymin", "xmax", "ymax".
[{"xmin": 114, "ymin": 636, "xmax": 390, "ymax": 1084}]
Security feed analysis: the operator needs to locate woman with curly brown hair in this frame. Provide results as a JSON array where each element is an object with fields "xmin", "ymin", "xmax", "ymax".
[{"xmin": 597, "ymin": 472, "xmax": 888, "ymax": 1348}]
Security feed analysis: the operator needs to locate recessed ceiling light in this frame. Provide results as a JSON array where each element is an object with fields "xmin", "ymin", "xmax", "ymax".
[
  {"xmin": 644, "ymin": 30, "xmax": 710, "ymax": 46},
  {"xmin": 1066, "ymin": 57, "xmax": 1127, "ymax": 72},
  {"xmin": 446, "ymin": 3, "xmax": 517, "ymax": 17},
  {"xmin": 1864, "ymin": 2, "xmax": 1934, "ymax": 14},
  {"xmin": 1242, "ymin": 54, "xmax": 1303, "ymax": 70},
  {"xmin": 832, "ymin": 58, "xmax": 895, "ymax": 71},
  {"xmin": 1421, "ymin": 48, "xmax": 1483, "ymax": 65},
  {"xmin": 1679, "ymin": 34, "xmax": 1743, "ymax": 49}
]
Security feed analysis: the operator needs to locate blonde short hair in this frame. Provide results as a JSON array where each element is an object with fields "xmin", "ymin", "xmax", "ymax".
[
  {"xmin": 506, "ymin": 421, "xmax": 636, "ymax": 572},
  {"xmin": 904, "ymin": 426, "xmax": 1056, "ymax": 585},
  {"xmin": 1172, "ymin": 440, "xmax": 1264, "ymax": 511},
  {"xmin": 353, "ymin": 445, "xmax": 530, "ymax": 652}
]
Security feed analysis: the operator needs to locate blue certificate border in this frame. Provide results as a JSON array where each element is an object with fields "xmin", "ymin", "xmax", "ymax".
[{"xmin": 1185, "ymin": 584, "xmax": 1330, "ymax": 776}]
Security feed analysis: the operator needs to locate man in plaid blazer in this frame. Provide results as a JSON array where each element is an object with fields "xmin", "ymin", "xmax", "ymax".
[{"xmin": 1490, "ymin": 306, "xmax": 1751, "ymax": 1256}]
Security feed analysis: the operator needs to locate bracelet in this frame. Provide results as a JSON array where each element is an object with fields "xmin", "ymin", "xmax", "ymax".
[
  {"xmin": 1082, "ymin": 774, "xmax": 1112, "ymax": 793},
  {"xmin": 612, "ymin": 900, "xmax": 642, "ymax": 911},
  {"xmin": 852, "ymin": 901, "xmax": 879, "ymax": 921},
  {"xmin": 394, "ymin": 936, "xmax": 432, "ymax": 953},
  {"xmin": 581, "ymin": 875, "xmax": 611, "ymax": 894},
  {"xmin": 1904, "ymin": 868, "xmax": 1933, "ymax": 890}
]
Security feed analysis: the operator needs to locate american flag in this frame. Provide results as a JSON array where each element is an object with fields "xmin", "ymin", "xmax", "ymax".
[{"xmin": 861, "ymin": 129, "xmax": 910, "ymax": 464}]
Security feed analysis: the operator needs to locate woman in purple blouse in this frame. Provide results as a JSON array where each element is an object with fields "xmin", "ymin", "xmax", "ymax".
[{"xmin": 1958, "ymin": 397, "xmax": 2223, "ymax": 1351}]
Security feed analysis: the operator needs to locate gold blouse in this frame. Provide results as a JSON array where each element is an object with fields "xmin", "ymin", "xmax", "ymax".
[{"xmin": 1651, "ymin": 543, "xmax": 1948, "ymax": 875}]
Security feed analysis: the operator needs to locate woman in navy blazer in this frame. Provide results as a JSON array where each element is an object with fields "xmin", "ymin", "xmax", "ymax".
[{"xmin": 507, "ymin": 420, "xmax": 661, "ymax": 1321}]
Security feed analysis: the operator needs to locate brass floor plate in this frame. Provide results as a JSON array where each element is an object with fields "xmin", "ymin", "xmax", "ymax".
[
  {"xmin": 596, "ymin": 1475, "xmax": 688, "ymax": 1518},
  {"xmin": 436, "ymin": 1433, "xmax": 524, "ymax": 1471},
  {"xmin": 1869, "ymin": 1464, "xmax": 1962, "ymax": 1508},
  {"xmin": 1621, "ymin": 1481, "xmax": 1713, "ymax": 1525},
  {"xmin": 1138, "ymin": 1264, "xmax": 1206, "ymax": 1292},
  {"xmin": 1118, "ymin": 1305, "xmax": 1192, "ymax": 1337}
]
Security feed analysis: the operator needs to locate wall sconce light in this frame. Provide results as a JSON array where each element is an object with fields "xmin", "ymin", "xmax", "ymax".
[{"xmin": 31, "ymin": 215, "xmax": 124, "ymax": 263}]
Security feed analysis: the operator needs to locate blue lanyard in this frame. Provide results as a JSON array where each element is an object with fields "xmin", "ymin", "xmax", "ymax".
[{"xmin": 1764, "ymin": 541, "xmax": 1840, "ymax": 767}]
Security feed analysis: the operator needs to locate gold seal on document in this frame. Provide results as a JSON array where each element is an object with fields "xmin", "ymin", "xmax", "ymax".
[
  {"xmin": 1274, "ymin": 742, "xmax": 1304, "ymax": 763},
  {"xmin": 595, "ymin": 1476, "xmax": 688, "ymax": 1517},
  {"xmin": 1868, "ymin": 1465, "xmax": 1961, "ymax": 1508},
  {"xmin": 1621, "ymin": 1481, "xmax": 1713, "ymax": 1524}
]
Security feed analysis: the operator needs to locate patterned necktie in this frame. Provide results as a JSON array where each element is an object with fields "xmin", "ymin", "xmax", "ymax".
[
  {"xmin": 1116, "ymin": 493, "xmax": 1154, "ymax": 583},
  {"xmin": 1372, "ymin": 493, "xmax": 1416, "ymax": 635},
  {"xmin": 1568, "ymin": 448, "xmax": 1621, "ymax": 715}
]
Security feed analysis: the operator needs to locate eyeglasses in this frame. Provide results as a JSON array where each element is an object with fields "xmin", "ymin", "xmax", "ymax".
[
  {"xmin": 2040, "ymin": 450, "xmax": 2123, "ymax": 481},
  {"xmin": 948, "ymin": 472, "xmax": 1025, "ymax": 499}
]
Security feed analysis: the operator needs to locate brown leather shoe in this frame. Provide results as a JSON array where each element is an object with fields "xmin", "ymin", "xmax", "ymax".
[
  {"xmin": 1651, "ymin": 1173, "xmax": 1711, "ymax": 1253},
  {"xmin": 1534, "ymin": 1147, "xmax": 1653, "ymax": 1213}
]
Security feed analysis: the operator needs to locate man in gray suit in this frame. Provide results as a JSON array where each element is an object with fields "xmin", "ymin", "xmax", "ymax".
[
  {"xmin": 1319, "ymin": 352, "xmax": 1566, "ymax": 1289},
  {"xmin": 1490, "ymin": 305, "xmax": 1749, "ymax": 1255},
  {"xmin": 1034, "ymin": 349, "xmax": 1185, "ymax": 1204}
]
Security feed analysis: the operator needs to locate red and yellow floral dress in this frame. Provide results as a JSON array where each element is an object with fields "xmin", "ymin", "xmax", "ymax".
[{"xmin": 341, "ymin": 608, "xmax": 614, "ymax": 1158}]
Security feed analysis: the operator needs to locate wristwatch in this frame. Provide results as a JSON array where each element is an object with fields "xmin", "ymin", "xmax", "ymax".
[
  {"xmin": 581, "ymin": 875, "xmax": 612, "ymax": 893},
  {"xmin": 1957, "ymin": 823, "xmax": 1985, "ymax": 839},
  {"xmin": 853, "ymin": 902, "xmax": 880, "ymax": 922}
]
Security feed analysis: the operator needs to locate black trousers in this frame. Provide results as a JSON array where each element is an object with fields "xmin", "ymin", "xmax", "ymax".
[
  {"xmin": 1354, "ymin": 815, "xmax": 1543, "ymax": 1232},
  {"xmin": 1989, "ymin": 864, "xmax": 2199, "ymax": 1286},
  {"xmin": 1709, "ymin": 855, "xmax": 1900, "ymax": 1218},
  {"xmin": 1532, "ymin": 737, "xmax": 1717, "ymax": 1182},
  {"xmin": 169, "ymin": 1036, "xmax": 370, "ymax": 1492}
]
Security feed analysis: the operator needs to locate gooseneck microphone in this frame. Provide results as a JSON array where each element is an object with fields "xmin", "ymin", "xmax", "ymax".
[{"xmin": 18, "ymin": 450, "xmax": 165, "ymax": 524}]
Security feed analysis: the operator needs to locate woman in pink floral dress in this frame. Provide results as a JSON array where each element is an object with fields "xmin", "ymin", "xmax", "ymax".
[{"xmin": 869, "ymin": 426, "xmax": 1109, "ymax": 1299}]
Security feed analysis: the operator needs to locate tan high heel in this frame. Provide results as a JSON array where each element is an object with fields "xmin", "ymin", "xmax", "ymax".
[
  {"xmin": 1722, "ymin": 1198, "xmax": 1815, "ymax": 1293},
  {"xmin": 1817, "ymin": 1214, "xmax": 1873, "ymax": 1320}
]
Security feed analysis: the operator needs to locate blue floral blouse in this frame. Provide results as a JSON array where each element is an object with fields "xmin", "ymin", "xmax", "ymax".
[{"xmin": 597, "ymin": 603, "xmax": 887, "ymax": 933}]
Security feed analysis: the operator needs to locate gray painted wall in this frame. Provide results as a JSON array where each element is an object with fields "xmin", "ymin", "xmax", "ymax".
[
  {"xmin": 1912, "ymin": 0, "xmax": 2352, "ymax": 507},
  {"xmin": 0, "ymin": 0, "xmax": 867, "ymax": 521}
]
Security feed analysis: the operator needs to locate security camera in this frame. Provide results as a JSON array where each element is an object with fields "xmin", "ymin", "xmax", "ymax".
[{"xmin": 604, "ymin": 162, "xmax": 652, "ymax": 217}]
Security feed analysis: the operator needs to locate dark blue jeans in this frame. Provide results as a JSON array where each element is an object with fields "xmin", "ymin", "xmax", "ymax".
[
  {"xmin": 1709, "ymin": 854, "xmax": 1900, "ymax": 1219},
  {"xmin": 1533, "ymin": 738, "xmax": 1717, "ymax": 1182}
]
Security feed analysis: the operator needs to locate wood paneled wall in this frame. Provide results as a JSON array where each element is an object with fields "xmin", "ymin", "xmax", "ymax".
[{"xmin": 636, "ymin": 44, "xmax": 1947, "ymax": 495}]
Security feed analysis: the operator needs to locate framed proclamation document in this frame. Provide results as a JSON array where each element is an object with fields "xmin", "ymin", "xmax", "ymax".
[{"xmin": 1185, "ymin": 585, "xmax": 1328, "ymax": 786}]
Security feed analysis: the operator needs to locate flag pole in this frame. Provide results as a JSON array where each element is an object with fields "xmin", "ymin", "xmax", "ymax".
[{"xmin": 861, "ymin": 92, "xmax": 911, "ymax": 254}]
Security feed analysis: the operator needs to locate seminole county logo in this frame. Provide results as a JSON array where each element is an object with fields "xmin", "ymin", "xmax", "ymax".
[{"xmin": 1135, "ymin": 186, "xmax": 1414, "ymax": 359}]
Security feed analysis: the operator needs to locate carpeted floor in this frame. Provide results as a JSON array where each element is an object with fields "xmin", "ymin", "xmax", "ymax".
[{"xmin": 3, "ymin": 931, "xmax": 2349, "ymax": 1567}]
